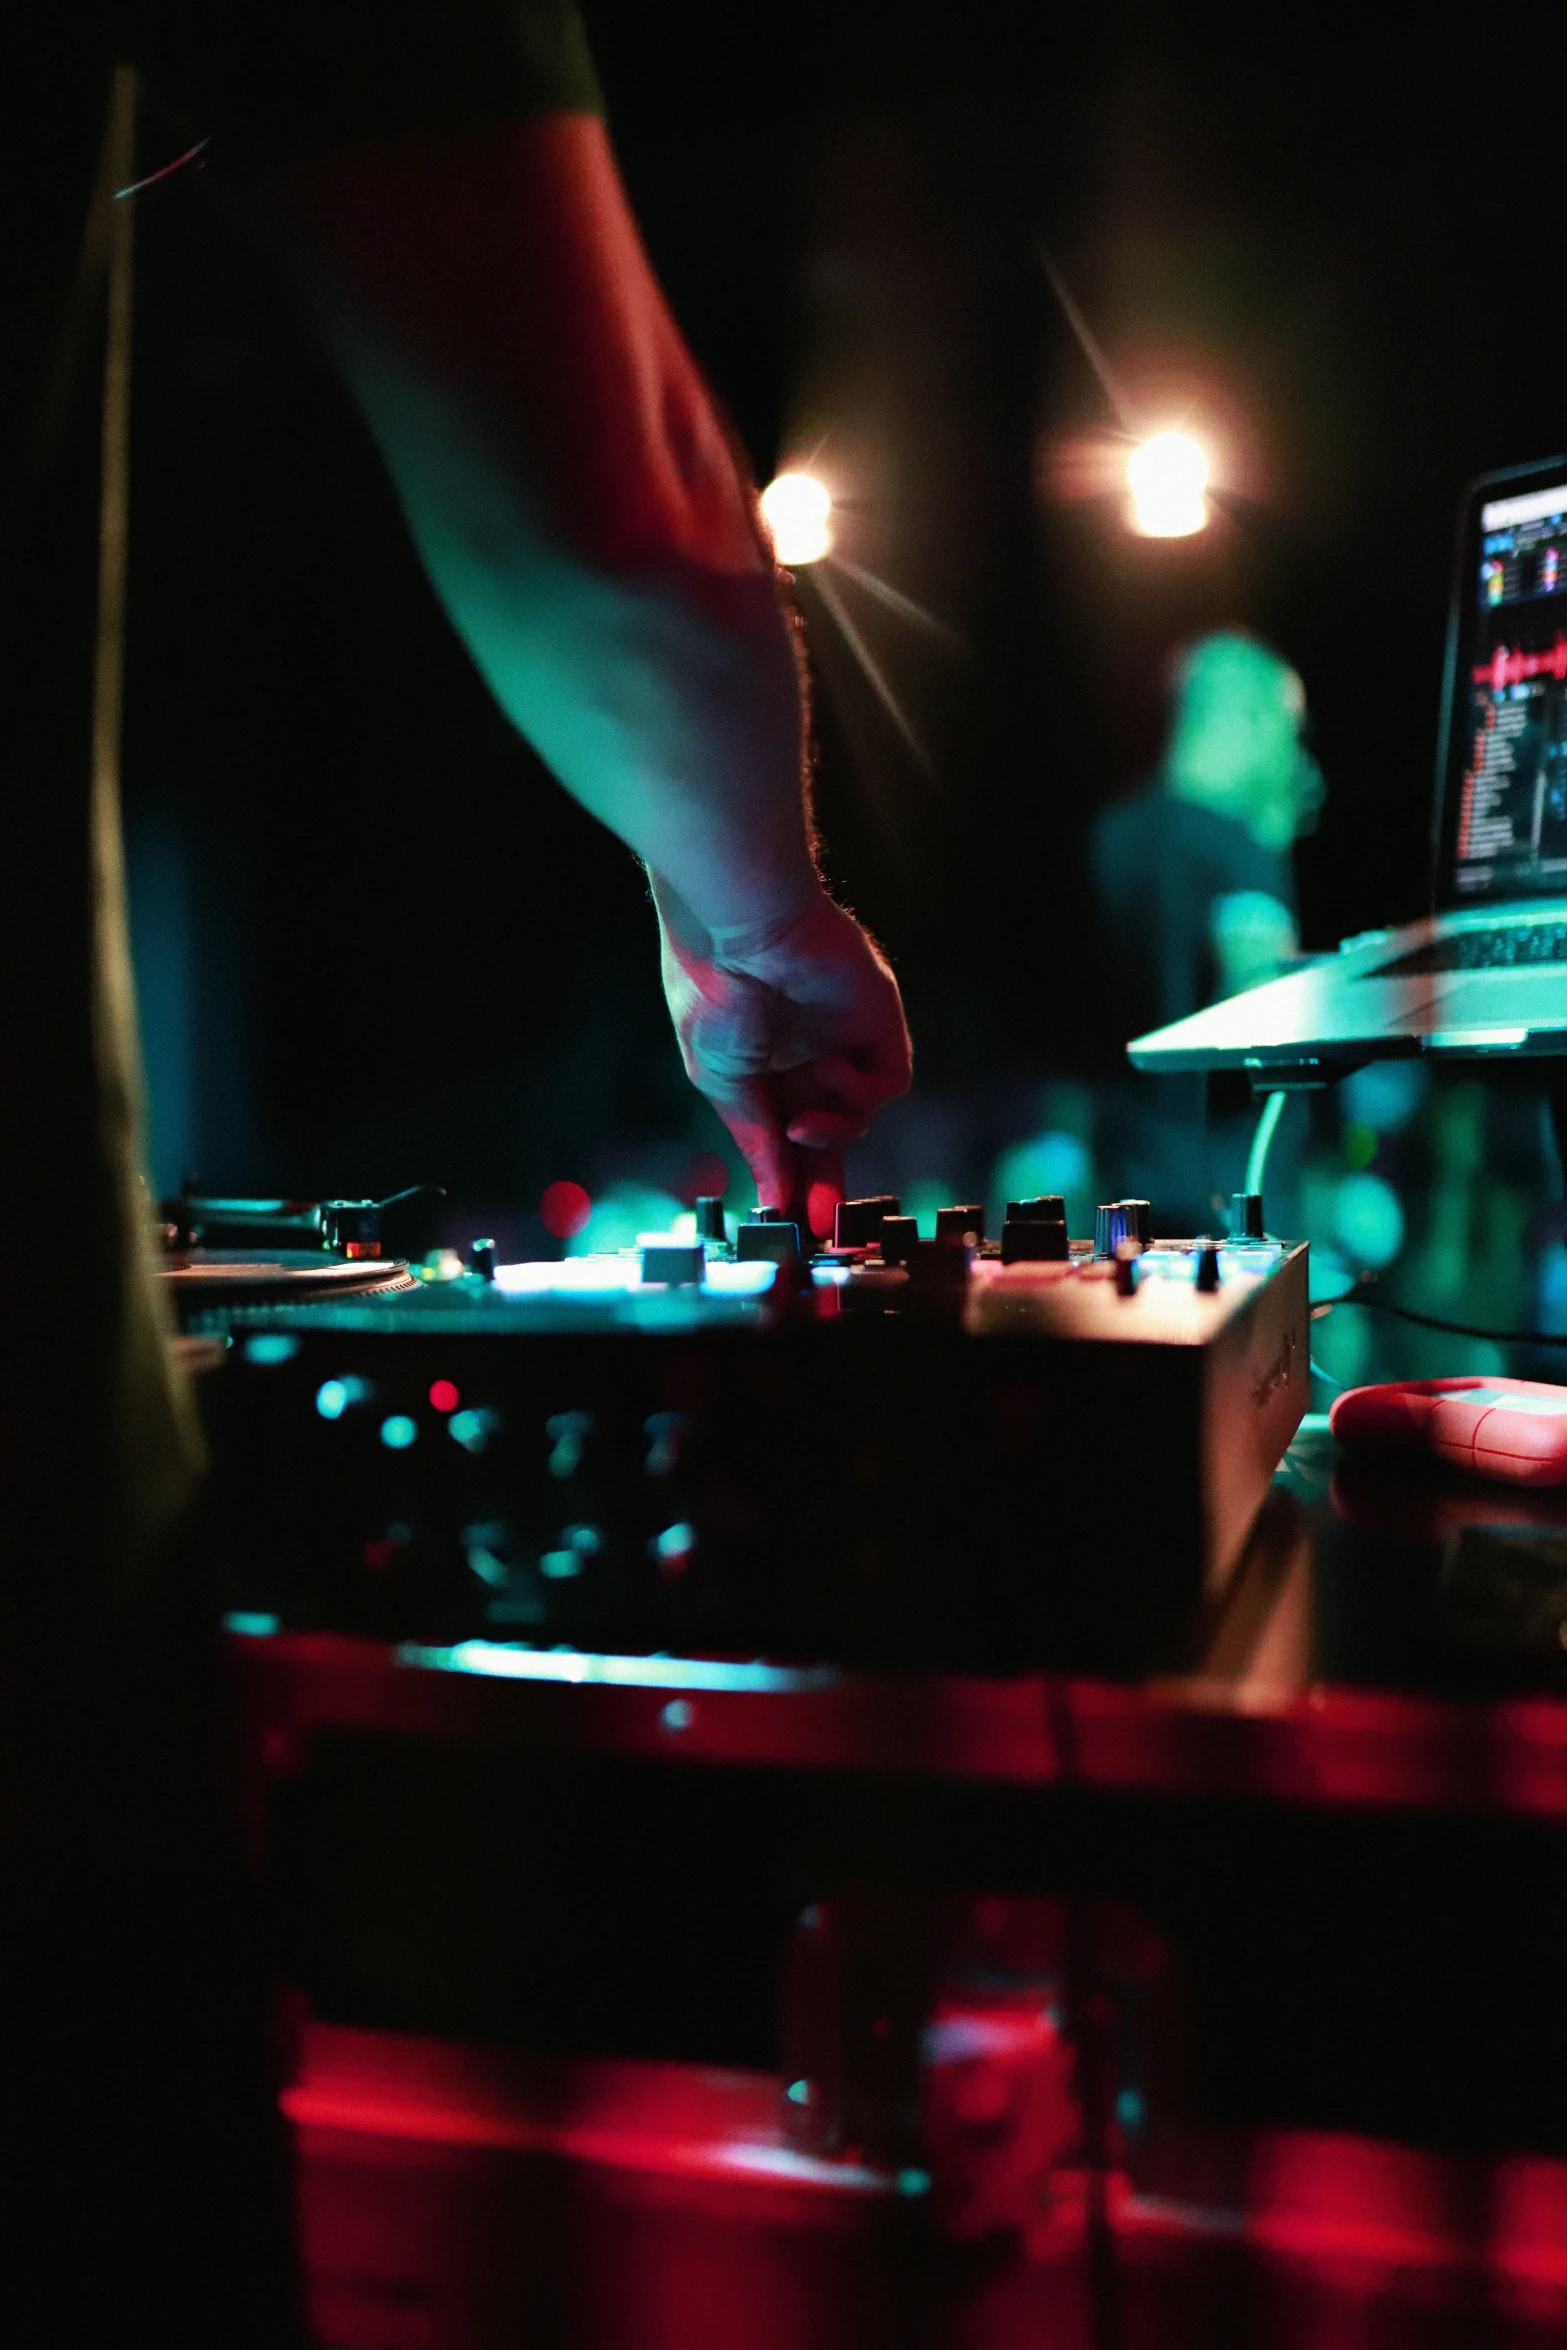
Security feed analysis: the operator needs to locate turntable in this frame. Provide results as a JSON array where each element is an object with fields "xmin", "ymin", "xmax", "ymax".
[{"xmin": 158, "ymin": 1187, "xmax": 426, "ymax": 1309}]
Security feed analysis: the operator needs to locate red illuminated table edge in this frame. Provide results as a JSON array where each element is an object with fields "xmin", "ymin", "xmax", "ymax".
[
  {"xmin": 226, "ymin": 1615, "xmax": 1567, "ymax": 1821},
  {"xmin": 290, "ymin": 2020, "xmax": 1567, "ymax": 2304}
]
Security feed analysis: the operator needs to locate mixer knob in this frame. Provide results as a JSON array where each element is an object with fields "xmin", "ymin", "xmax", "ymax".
[
  {"xmin": 1114, "ymin": 1239, "xmax": 1142, "ymax": 1297},
  {"xmin": 834, "ymin": 1194, "xmax": 901, "ymax": 1249},
  {"xmin": 468, "ymin": 1236, "xmax": 497, "ymax": 1281},
  {"xmin": 1229, "ymin": 1192, "xmax": 1267, "ymax": 1240},
  {"xmin": 694, "ymin": 1196, "xmax": 727, "ymax": 1242},
  {"xmin": 878, "ymin": 1215, "xmax": 918, "ymax": 1265},
  {"xmin": 1005, "ymin": 1195, "xmax": 1066, "ymax": 1224},
  {"xmin": 935, "ymin": 1205, "xmax": 985, "ymax": 1248},
  {"xmin": 1195, "ymin": 1242, "xmax": 1221, "ymax": 1294},
  {"xmin": 1000, "ymin": 1217, "xmax": 1069, "ymax": 1263},
  {"xmin": 1094, "ymin": 1199, "xmax": 1152, "ymax": 1256}
]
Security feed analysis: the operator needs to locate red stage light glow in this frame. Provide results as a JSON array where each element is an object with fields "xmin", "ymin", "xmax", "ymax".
[
  {"xmin": 676, "ymin": 1152, "xmax": 730, "ymax": 1207},
  {"xmin": 540, "ymin": 1179, "xmax": 593, "ymax": 1239},
  {"xmin": 429, "ymin": 1379, "xmax": 460, "ymax": 1414}
]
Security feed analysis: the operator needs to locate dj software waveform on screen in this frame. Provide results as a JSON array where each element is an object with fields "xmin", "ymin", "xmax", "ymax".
[{"xmin": 1458, "ymin": 482, "xmax": 1567, "ymax": 896}]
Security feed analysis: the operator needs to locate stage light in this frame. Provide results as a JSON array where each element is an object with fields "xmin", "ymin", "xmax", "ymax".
[
  {"xmin": 760, "ymin": 473, "xmax": 832, "ymax": 565},
  {"xmin": 1127, "ymin": 431, "xmax": 1209, "ymax": 537}
]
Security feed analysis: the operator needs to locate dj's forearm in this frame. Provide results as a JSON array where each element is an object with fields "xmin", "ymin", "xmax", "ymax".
[
  {"xmin": 263, "ymin": 116, "xmax": 818, "ymax": 935},
  {"xmin": 333, "ymin": 346, "xmax": 816, "ymax": 932}
]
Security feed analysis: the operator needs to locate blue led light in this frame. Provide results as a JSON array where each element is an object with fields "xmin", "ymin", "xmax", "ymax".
[
  {"xmin": 223, "ymin": 1611, "xmax": 281, "ymax": 1637},
  {"xmin": 449, "ymin": 1407, "xmax": 497, "ymax": 1454},
  {"xmin": 653, "ymin": 1521, "xmax": 697, "ymax": 1562},
  {"xmin": 244, "ymin": 1334, "xmax": 299, "ymax": 1366},
  {"xmin": 1115, "ymin": 2087, "xmax": 1147, "ymax": 2132},
  {"xmin": 379, "ymin": 1414, "xmax": 418, "ymax": 1451},
  {"xmin": 315, "ymin": 1379, "xmax": 350, "ymax": 1420}
]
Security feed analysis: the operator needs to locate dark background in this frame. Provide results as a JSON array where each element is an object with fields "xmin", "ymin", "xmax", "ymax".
[{"xmin": 119, "ymin": 8, "xmax": 1555, "ymax": 1249}]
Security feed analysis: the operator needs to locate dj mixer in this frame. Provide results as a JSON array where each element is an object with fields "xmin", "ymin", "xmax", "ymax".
[{"xmin": 189, "ymin": 1191, "xmax": 1308, "ymax": 1673}]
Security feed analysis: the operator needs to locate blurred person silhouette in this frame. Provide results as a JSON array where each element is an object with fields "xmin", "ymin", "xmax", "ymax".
[{"xmin": 1088, "ymin": 631, "xmax": 1324, "ymax": 1229}]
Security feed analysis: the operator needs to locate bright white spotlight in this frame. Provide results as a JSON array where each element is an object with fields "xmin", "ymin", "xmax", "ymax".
[
  {"xmin": 1127, "ymin": 431, "xmax": 1209, "ymax": 538},
  {"xmin": 760, "ymin": 473, "xmax": 832, "ymax": 565}
]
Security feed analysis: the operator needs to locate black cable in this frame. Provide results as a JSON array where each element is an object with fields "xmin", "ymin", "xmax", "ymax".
[{"xmin": 1314, "ymin": 1278, "xmax": 1567, "ymax": 1347}]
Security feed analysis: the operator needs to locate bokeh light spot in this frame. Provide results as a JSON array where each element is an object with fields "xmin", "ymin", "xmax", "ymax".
[
  {"xmin": 760, "ymin": 473, "xmax": 832, "ymax": 564},
  {"xmin": 1127, "ymin": 431, "xmax": 1209, "ymax": 537},
  {"xmin": 676, "ymin": 1151, "xmax": 730, "ymax": 1207},
  {"xmin": 541, "ymin": 1179, "xmax": 592, "ymax": 1239},
  {"xmin": 379, "ymin": 1414, "xmax": 418, "ymax": 1451},
  {"xmin": 429, "ymin": 1378, "xmax": 460, "ymax": 1414}
]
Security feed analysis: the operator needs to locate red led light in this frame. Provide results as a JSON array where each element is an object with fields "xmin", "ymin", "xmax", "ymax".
[
  {"xmin": 540, "ymin": 1179, "xmax": 592, "ymax": 1239},
  {"xmin": 429, "ymin": 1379, "xmax": 460, "ymax": 1414},
  {"xmin": 362, "ymin": 1538, "xmax": 397, "ymax": 1572}
]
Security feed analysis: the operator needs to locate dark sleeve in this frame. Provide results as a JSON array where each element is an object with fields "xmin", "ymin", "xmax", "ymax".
[
  {"xmin": 1191, "ymin": 804, "xmax": 1295, "ymax": 913},
  {"xmin": 120, "ymin": 0, "xmax": 602, "ymax": 177}
]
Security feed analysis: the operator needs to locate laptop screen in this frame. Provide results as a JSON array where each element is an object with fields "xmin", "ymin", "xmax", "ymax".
[{"xmin": 1436, "ymin": 462, "xmax": 1567, "ymax": 908}]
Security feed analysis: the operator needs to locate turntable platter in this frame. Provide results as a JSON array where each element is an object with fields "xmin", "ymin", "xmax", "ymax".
[{"xmin": 162, "ymin": 1249, "xmax": 416, "ymax": 1304}]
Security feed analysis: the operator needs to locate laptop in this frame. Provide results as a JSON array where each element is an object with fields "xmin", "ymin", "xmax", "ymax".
[{"xmin": 1128, "ymin": 454, "xmax": 1567, "ymax": 1082}]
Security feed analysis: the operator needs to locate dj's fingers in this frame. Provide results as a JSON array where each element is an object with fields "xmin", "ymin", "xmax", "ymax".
[
  {"xmin": 780, "ymin": 1053, "xmax": 901, "ymax": 1150},
  {"xmin": 784, "ymin": 1107, "xmax": 862, "ymax": 1150},
  {"xmin": 701, "ymin": 1076, "xmax": 796, "ymax": 1213}
]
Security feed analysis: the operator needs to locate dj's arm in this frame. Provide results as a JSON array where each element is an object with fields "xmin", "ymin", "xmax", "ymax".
[{"xmin": 260, "ymin": 114, "xmax": 909, "ymax": 1215}]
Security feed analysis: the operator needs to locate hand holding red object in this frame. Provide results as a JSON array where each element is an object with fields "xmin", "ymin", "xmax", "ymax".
[{"xmin": 1330, "ymin": 1377, "xmax": 1567, "ymax": 1487}]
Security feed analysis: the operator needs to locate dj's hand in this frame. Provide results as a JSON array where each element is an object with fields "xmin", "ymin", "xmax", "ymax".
[{"xmin": 653, "ymin": 878, "xmax": 912, "ymax": 1232}]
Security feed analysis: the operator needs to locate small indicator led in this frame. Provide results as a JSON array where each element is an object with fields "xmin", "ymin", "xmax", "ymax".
[
  {"xmin": 244, "ymin": 1334, "xmax": 299, "ymax": 1366},
  {"xmin": 653, "ymin": 1521, "xmax": 697, "ymax": 1566},
  {"xmin": 379, "ymin": 1414, "xmax": 418, "ymax": 1451},
  {"xmin": 429, "ymin": 1378, "xmax": 460, "ymax": 1414},
  {"xmin": 540, "ymin": 1179, "xmax": 593, "ymax": 1239},
  {"xmin": 315, "ymin": 1378, "xmax": 357, "ymax": 1421},
  {"xmin": 449, "ymin": 1408, "xmax": 495, "ymax": 1454}
]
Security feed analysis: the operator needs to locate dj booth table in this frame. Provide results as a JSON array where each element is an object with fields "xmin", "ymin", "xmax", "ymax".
[{"xmin": 230, "ymin": 1416, "xmax": 1567, "ymax": 2349}]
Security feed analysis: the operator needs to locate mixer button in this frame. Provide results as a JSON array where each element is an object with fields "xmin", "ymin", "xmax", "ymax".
[
  {"xmin": 935, "ymin": 1205, "xmax": 985, "ymax": 1248},
  {"xmin": 737, "ymin": 1221, "xmax": 801, "ymax": 1263},
  {"xmin": 1000, "ymin": 1217, "xmax": 1069, "ymax": 1263},
  {"xmin": 640, "ymin": 1239, "xmax": 704, "ymax": 1285},
  {"xmin": 833, "ymin": 1194, "xmax": 901, "ymax": 1249},
  {"xmin": 878, "ymin": 1215, "xmax": 918, "ymax": 1265},
  {"xmin": 1229, "ymin": 1192, "xmax": 1267, "ymax": 1240},
  {"xmin": 1005, "ymin": 1196, "xmax": 1066, "ymax": 1224},
  {"xmin": 694, "ymin": 1196, "xmax": 728, "ymax": 1242}
]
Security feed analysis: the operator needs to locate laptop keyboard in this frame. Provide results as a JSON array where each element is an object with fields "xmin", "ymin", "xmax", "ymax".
[{"xmin": 1370, "ymin": 922, "xmax": 1567, "ymax": 977}]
